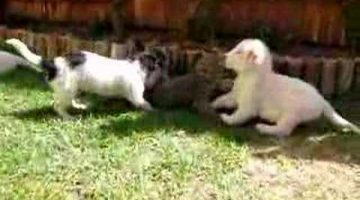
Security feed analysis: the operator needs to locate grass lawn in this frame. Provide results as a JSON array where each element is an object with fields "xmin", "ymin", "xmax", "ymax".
[{"xmin": 0, "ymin": 68, "xmax": 359, "ymax": 200}]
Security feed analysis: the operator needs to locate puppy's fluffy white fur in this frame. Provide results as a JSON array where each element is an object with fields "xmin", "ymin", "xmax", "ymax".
[
  {"xmin": 6, "ymin": 38, "xmax": 152, "ymax": 119},
  {"xmin": 212, "ymin": 38, "xmax": 360, "ymax": 136}
]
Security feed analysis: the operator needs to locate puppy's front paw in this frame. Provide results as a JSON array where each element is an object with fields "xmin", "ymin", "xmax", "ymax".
[
  {"xmin": 74, "ymin": 103, "xmax": 88, "ymax": 110},
  {"xmin": 139, "ymin": 102, "xmax": 153, "ymax": 112},
  {"xmin": 72, "ymin": 100, "xmax": 89, "ymax": 110},
  {"xmin": 255, "ymin": 123, "xmax": 291, "ymax": 137},
  {"xmin": 255, "ymin": 123, "xmax": 269, "ymax": 134},
  {"xmin": 220, "ymin": 113, "xmax": 234, "ymax": 125}
]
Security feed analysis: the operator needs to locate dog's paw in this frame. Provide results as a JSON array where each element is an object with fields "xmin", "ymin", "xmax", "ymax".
[
  {"xmin": 74, "ymin": 103, "xmax": 88, "ymax": 110},
  {"xmin": 255, "ymin": 123, "xmax": 291, "ymax": 138},
  {"xmin": 72, "ymin": 100, "xmax": 89, "ymax": 110},
  {"xmin": 255, "ymin": 123, "xmax": 269, "ymax": 134},
  {"xmin": 138, "ymin": 102, "xmax": 153, "ymax": 112},
  {"xmin": 220, "ymin": 113, "xmax": 234, "ymax": 125}
]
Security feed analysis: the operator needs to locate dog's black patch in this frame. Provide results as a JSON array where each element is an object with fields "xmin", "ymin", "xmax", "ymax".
[
  {"xmin": 126, "ymin": 39, "xmax": 145, "ymax": 60},
  {"xmin": 40, "ymin": 59, "xmax": 57, "ymax": 81},
  {"xmin": 64, "ymin": 51, "xmax": 86, "ymax": 68},
  {"xmin": 139, "ymin": 53, "xmax": 157, "ymax": 71},
  {"xmin": 140, "ymin": 48, "xmax": 170, "ymax": 92}
]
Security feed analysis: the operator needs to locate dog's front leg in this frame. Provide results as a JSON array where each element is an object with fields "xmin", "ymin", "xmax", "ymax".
[
  {"xmin": 255, "ymin": 115, "xmax": 297, "ymax": 137},
  {"xmin": 128, "ymin": 83, "xmax": 154, "ymax": 111},
  {"xmin": 54, "ymin": 102, "xmax": 73, "ymax": 120},
  {"xmin": 72, "ymin": 99, "xmax": 88, "ymax": 110},
  {"xmin": 53, "ymin": 94, "xmax": 74, "ymax": 120},
  {"xmin": 220, "ymin": 106, "xmax": 254, "ymax": 126},
  {"xmin": 212, "ymin": 91, "xmax": 237, "ymax": 109},
  {"xmin": 131, "ymin": 95, "xmax": 153, "ymax": 111}
]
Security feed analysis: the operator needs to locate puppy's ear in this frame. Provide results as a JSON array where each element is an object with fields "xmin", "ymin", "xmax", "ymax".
[
  {"xmin": 133, "ymin": 39, "xmax": 145, "ymax": 52},
  {"xmin": 126, "ymin": 38, "xmax": 145, "ymax": 60},
  {"xmin": 244, "ymin": 51, "xmax": 257, "ymax": 64},
  {"xmin": 139, "ymin": 54, "xmax": 156, "ymax": 71}
]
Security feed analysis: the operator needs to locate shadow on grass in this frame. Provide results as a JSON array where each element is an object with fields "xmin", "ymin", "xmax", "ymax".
[
  {"xmin": 249, "ymin": 125, "xmax": 360, "ymax": 164},
  {"xmin": 10, "ymin": 100, "xmax": 360, "ymax": 165},
  {"xmin": 0, "ymin": 68, "xmax": 48, "ymax": 91},
  {"xmin": 99, "ymin": 108, "xmax": 249, "ymax": 141},
  {"xmin": 11, "ymin": 106, "xmax": 58, "ymax": 120},
  {"xmin": 5, "ymin": 68, "xmax": 360, "ymax": 165},
  {"xmin": 100, "ymin": 108, "xmax": 360, "ymax": 165},
  {"xmin": 10, "ymin": 98, "xmax": 135, "ymax": 121}
]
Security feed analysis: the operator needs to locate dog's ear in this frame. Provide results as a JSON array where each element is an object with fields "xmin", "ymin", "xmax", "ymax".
[
  {"xmin": 133, "ymin": 39, "xmax": 145, "ymax": 52},
  {"xmin": 126, "ymin": 38, "xmax": 145, "ymax": 60},
  {"xmin": 244, "ymin": 50, "xmax": 257, "ymax": 64},
  {"xmin": 139, "ymin": 54, "xmax": 157, "ymax": 71},
  {"xmin": 64, "ymin": 52, "xmax": 86, "ymax": 68},
  {"xmin": 147, "ymin": 47, "xmax": 168, "ymax": 68}
]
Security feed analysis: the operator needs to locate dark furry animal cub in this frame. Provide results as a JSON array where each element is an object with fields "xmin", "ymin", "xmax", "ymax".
[{"xmin": 144, "ymin": 49, "xmax": 235, "ymax": 121}]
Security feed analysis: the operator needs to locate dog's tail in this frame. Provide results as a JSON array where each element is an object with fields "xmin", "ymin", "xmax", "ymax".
[
  {"xmin": 0, "ymin": 51, "xmax": 35, "ymax": 73},
  {"xmin": 323, "ymin": 100, "xmax": 360, "ymax": 134},
  {"xmin": 5, "ymin": 38, "xmax": 43, "ymax": 71}
]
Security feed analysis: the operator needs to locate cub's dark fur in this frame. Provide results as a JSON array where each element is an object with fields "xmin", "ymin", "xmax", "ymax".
[{"xmin": 144, "ymin": 49, "xmax": 235, "ymax": 121}]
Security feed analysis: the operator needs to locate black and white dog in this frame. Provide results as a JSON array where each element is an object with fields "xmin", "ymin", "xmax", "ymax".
[{"xmin": 6, "ymin": 38, "xmax": 160, "ymax": 119}]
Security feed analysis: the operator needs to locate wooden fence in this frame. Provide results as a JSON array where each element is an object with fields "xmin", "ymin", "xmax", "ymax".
[
  {"xmin": 5, "ymin": 0, "xmax": 110, "ymax": 23},
  {"xmin": 3, "ymin": 0, "xmax": 348, "ymax": 46},
  {"xmin": 0, "ymin": 27, "xmax": 359, "ymax": 98}
]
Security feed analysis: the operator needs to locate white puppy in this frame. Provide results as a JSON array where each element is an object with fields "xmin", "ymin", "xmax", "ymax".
[
  {"xmin": 6, "ymin": 38, "xmax": 154, "ymax": 119},
  {"xmin": 212, "ymin": 38, "xmax": 360, "ymax": 136}
]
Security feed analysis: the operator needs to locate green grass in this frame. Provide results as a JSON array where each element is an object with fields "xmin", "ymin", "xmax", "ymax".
[{"xmin": 0, "ymin": 68, "xmax": 359, "ymax": 200}]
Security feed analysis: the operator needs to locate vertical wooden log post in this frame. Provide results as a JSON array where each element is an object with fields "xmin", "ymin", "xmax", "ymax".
[
  {"xmin": 94, "ymin": 40, "xmax": 110, "ymax": 57},
  {"xmin": 110, "ymin": 42, "xmax": 128, "ymax": 59},
  {"xmin": 321, "ymin": 58, "xmax": 337, "ymax": 97},
  {"xmin": 353, "ymin": 57, "xmax": 360, "ymax": 90},
  {"xmin": 286, "ymin": 56, "xmax": 304, "ymax": 78},
  {"xmin": 0, "ymin": 26, "xmax": 7, "ymax": 39},
  {"xmin": 336, "ymin": 57, "xmax": 355, "ymax": 95},
  {"xmin": 34, "ymin": 34, "xmax": 48, "ymax": 58},
  {"xmin": 56, "ymin": 36, "xmax": 72, "ymax": 55},
  {"xmin": 303, "ymin": 56, "xmax": 322, "ymax": 88}
]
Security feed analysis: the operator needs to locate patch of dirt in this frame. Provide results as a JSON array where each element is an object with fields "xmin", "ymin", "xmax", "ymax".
[{"xmin": 243, "ymin": 157, "xmax": 360, "ymax": 200}]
